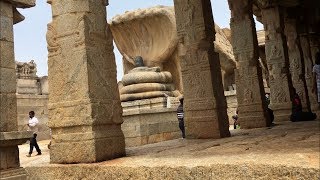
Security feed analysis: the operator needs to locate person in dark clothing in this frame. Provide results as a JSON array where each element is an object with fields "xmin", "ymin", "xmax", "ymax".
[
  {"xmin": 265, "ymin": 93, "xmax": 274, "ymax": 124},
  {"xmin": 290, "ymin": 88, "xmax": 316, "ymax": 122},
  {"xmin": 177, "ymin": 97, "xmax": 185, "ymax": 138},
  {"xmin": 232, "ymin": 109, "xmax": 239, "ymax": 129}
]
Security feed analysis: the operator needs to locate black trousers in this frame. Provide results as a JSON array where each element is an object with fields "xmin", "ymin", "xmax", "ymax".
[
  {"xmin": 178, "ymin": 119, "xmax": 185, "ymax": 138},
  {"xmin": 29, "ymin": 133, "xmax": 41, "ymax": 154}
]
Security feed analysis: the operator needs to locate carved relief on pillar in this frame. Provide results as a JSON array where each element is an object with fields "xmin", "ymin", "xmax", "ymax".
[
  {"xmin": 284, "ymin": 18, "xmax": 309, "ymax": 110},
  {"xmin": 261, "ymin": 6, "xmax": 293, "ymax": 120},
  {"xmin": 47, "ymin": 0, "xmax": 125, "ymax": 163},
  {"xmin": 174, "ymin": 0, "xmax": 230, "ymax": 138},
  {"xmin": 228, "ymin": 0, "xmax": 270, "ymax": 128},
  {"xmin": 300, "ymin": 35, "xmax": 319, "ymax": 112}
]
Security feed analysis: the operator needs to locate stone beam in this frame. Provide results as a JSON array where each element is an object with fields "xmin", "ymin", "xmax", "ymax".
[
  {"xmin": 284, "ymin": 18, "xmax": 310, "ymax": 111},
  {"xmin": 261, "ymin": 6, "xmax": 293, "ymax": 121},
  {"xmin": 5, "ymin": 0, "xmax": 35, "ymax": 8},
  {"xmin": 173, "ymin": 0, "xmax": 230, "ymax": 138},
  {"xmin": 228, "ymin": 0, "xmax": 271, "ymax": 128},
  {"xmin": 46, "ymin": 0, "xmax": 125, "ymax": 163}
]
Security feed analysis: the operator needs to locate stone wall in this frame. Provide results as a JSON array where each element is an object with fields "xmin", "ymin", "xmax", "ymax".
[
  {"xmin": 122, "ymin": 97, "xmax": 181, "ymax": 147},
  {"xmin": 17, "ymin": 94, "xmax": 49, "ymax": 140},
  {"xmin": 15, "ymin": 61, "xmax": 50, "ymax": 140}
]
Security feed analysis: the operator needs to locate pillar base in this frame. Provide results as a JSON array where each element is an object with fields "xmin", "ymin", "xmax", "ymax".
[
  {"xmin": 185, "ymin": 115, "xmax": 230, "ymax": 139},
  {"xmin": 0, "ymin": 131, "xmax": 33, "ymax": 180},
  {"xmin": 239, "ymin": 113, "xmax": 270, "ymax": 129},
  {"xmin": 50, "ymin": 125, "xmax": 126, "ymax": 164},
  {"xmin": 270, "ymin": 104, "xmax": 292, "ymax": 122}
]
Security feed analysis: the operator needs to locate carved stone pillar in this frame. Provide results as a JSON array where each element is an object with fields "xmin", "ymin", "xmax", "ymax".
[
  {"xmin": 47, "ymin": 0, "xmax": 125, "ymax": 163},
  {"xmin": 309, "ymin": 34, "xmax": 320, "ymax": 65},
  {"xmin": 0, "ymin": 0, "xmax": 34, "ymax": 179},
  {"xmin": 300, "ymin": 34, "xmax": 319, "ymax": 112},
  {"xmin": 262, "ymin": 6, "xmax": 293, "ymax": 121},
  {"xmin": 173, "ymin": 0, "xmax": 230, "ymax": 138},
  {"xmin": 284, "ymin": 19, "xmax": 310, "ymax": 111},
  {"xmin": 228, "ymin": 0, "xmax": 270, "ymax": 128}
]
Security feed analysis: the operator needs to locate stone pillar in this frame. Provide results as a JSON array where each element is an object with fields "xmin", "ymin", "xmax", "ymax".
[
  {"xmin": 261, "ymin": 6, "xmax": 293, "ymax": 121},
  {"xmin": 47, "ymin": 0, "xmax": 125, "ymax": 163},
  {"xmin": 228, "ymin": 0, "xmax": 270, "ymax": 128},
  {"xmin": 0, "ymin": 0, "xmax": 34, "ymax": 179},
  {"xmin": 284, "ymin": 18, "xmax": 310, "ymax": 111},
  {"xmin": 300, "ymin": 34, "xmax": 319, "ymax": 112},
  {"xmin": 173, "ymin": 0, "xmax": 230, "ymax": 138}
]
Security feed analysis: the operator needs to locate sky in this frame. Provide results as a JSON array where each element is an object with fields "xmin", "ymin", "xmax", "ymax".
[{"xmin": 13, "ymin": 0, "xmax": 263, "ymax": 81}]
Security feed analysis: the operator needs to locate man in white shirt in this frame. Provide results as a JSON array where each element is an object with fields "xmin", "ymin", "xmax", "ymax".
[{"xmin": 26, "ymin": 111, "xmax": 42, "ymax": 157}]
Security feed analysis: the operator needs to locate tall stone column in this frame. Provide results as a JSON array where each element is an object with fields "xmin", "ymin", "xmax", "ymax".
[
  {"xmin": 261, "ymin": 6, "xmax": 293, "ymax": 121},
  {"xmin": 284, "ymin": 18, "xmax": 310, "ymax": 111},
  {"xmin": 173, "ymin": 0, "xmax": 230, "ymax": 138},
  {"xmin": 300, "ymin": 34, "xmax": 319, "ymax": 112},
  {"xmin": 0, "ymin": 0, "xmax": 34, "ymax": 179},
  {"xmin": 228, "ymin": 0, "xmax": 270, "ymax": 128},
  {"xmin": 47, "ymin": 0, "xmax": 125, "ymax": 163}
]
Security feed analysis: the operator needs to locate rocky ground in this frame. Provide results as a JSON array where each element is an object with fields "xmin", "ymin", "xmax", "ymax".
[{"xmin": 20, "ymin": 121, "xmax": 320, "ymax": 179}]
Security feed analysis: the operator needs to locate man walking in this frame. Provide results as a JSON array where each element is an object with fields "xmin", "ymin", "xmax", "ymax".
[
  {"xmin": 26, "ymin": 111, "xmax": 41, "ymax": 157},
  {"xmin": 177, "ymin": 97, "xmax": 185, "ymax": 138}
]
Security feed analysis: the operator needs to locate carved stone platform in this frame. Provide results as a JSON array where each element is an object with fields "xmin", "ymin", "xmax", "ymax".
[{"xmin": 122, "ymin": 97, "xmax": 181, "ymax": 147}]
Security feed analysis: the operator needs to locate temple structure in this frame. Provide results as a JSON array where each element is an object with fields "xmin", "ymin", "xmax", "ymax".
[
  {"xmin": 0, "ymin": 0, "xmax": 319, "ymax": 179},
  {"xmin": 15, "ymin": 60, "xmax": 50, "ymax": 140}
]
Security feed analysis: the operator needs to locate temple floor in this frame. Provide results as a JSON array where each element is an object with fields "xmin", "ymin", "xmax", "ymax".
[{"xmin": 19, "ymin": 121, "xmax": 320, "ymax": 179}]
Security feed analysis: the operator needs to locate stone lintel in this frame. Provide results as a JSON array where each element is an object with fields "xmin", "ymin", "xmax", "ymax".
[{"xmin": 5, "ymin": 0, "xmax": 35, "ymax": 8}]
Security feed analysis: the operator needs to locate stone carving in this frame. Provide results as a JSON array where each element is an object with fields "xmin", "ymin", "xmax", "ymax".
[
  {"xmin": 228, "ymin": 0, "xmax": 270, "ymax": 128},
  {"xmin": 46, "ymin": 0, "xmax": 125, "ymax": 164},
  {"xmin": 174, "ymin": 0, "xmax": 230, "ymax": 138},
  {"xmin": 15, "ymin": 60, "xmax": 37, "ymax": 79},
  {"xmin": 110, "ymin": 6, "xmax": 237, "ymax": 92},
  {"xmin": 119, "ymin": 56, "xmax": 181, "ymax": 102},
  {"xmin": 284, "ymin": 18, "xmax": 309, "ymax": 110},
  {"xmin": 262, "ymin": 6, "xmax": 293, "ymax": 121}
]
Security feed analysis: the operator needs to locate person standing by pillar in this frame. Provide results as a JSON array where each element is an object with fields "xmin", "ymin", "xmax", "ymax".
[
  {"xmin": 177, "ymin": 97, "xmax": 185, "ymax": 138},
  {"xmin": 26, "ymin": 111, "xmax": 41, "ymax": 157}
]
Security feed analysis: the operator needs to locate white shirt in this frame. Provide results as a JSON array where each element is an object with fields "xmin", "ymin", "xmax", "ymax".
[{"xmin": 28, "ymin": 117, "xmax": 39, "ymax": 133}]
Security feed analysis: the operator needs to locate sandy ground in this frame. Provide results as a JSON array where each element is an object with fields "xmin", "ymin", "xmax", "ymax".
[{"xmin": 20, "ymin": 121, "xmax": 320, "ymax": 169}]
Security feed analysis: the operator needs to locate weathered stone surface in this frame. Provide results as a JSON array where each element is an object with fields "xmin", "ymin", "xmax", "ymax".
[
  {"xmin": 228, "ymin": 0, "xmax": 270, "ymax": 128},
  {"xmin": 174, "ymin": 0, "xmax": 230, "ymax": 138},
  {"xmin": 284, "ymin": 18, "xmax": 309, "ymax": 111},
  {"xmin": 6, "ymin": 0, "xmax": 35, "ymax": 8},
  {"xmin": 20, "ymin": 121, "xmax": 320, "ymax": 180},
  {"xmin": 121, "ymin": 97, "xmax": 180, "ymax": 147},
  {"xmin": 17, "ymin": 94, "xmax": 49, "ymax": 140},
  {"xmin": 0, "ymin": 41, "xmax": 15, "ymax": 69},
  {"xmin": 262, "ymin": 6, "xmax": 293, "ymax": 121},
  {"xmin": 110, "ymin": 6, "xmax": 237, "ymax": 93},
  {"xmin": 47, "ymin": 0, "xmax": 125, "ymax": 163},
  {"xmin": 300, "ymin": 34, "xmax": 320, "ymax": 114}
]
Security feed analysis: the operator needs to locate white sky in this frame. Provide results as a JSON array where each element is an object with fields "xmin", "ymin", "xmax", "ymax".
[{"xmin": 13, "ymin": 0, "xmax": 263, "ymax": 81}]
